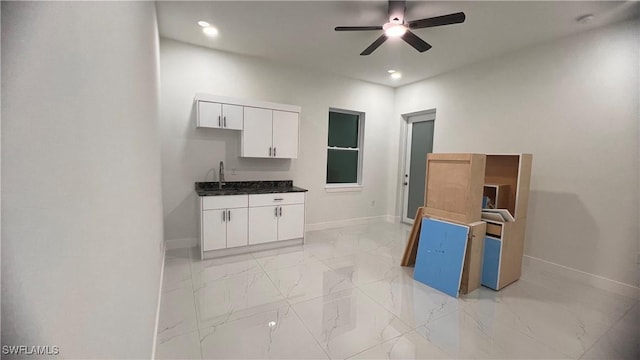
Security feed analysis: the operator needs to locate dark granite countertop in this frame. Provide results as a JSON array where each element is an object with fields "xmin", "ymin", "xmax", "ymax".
[{"xmin": 196, "ymin": 180, "xmax": 308, "ymax": 196}]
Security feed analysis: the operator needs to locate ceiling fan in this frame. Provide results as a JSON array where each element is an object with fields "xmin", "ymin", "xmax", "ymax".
[{"xmin": 335, "ymin": 0, "xmax": 466, "ymax": 55}]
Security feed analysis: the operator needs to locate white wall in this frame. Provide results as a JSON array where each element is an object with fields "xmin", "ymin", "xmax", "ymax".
[
  {"xmin": 159, "ymin": 38, "xmax": 395, "ymax": 242},
  {"xmin": 392, "ymin": 20, "xmax": 640, "ymax": 287},
  {"xmin": 1, "ymin": 2, "xmax": 164, "ymax": 358}
]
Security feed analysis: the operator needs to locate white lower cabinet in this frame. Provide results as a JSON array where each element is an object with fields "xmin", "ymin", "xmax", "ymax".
[
  {"xmin": 248, "ymin": 194, "xmax": 305, "ymax": 245},
  {"xmin": 201, "ymin": 195, "xmax": 248, "ymax": 252},
  {"xmin": 248, "ymin": 206, "xmax": 278, "ymax": 245},
  {"xmin": 277, "ymin": 204, "xmax": 305, "ymax": 241},
  {"xmin": 226, "ymin": 208, "xmax": 249, "ymax": 248},
  {"xmin": 202, "ymin": 209, "xmax": 226, "ymax": 251},
  {"xmin": 200, "ymin": 192, "xmax": 305, "ymax": 255}
]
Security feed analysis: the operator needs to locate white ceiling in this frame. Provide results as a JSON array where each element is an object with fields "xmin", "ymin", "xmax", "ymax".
[{"xmin": 157, "ymin": 1, "xmax": 639, "ymax": 87}]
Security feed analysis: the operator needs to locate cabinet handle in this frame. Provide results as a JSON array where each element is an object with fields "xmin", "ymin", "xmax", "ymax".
[
  {"xmin": 269, "ymin": 147, "xmax": 272, "ymax": 157},
  {"xmin": 274, "ymin": 198, "xmax": 284, "ymax": 201},
  {"xmin": 274, "ymin": 147, "xmax": 277, "ymax": 157},
  {"xmin": 227, "ymin": 210, "xmax": 231, "ymax": 221},
  {"xmin": 218, "ymin": 115, "xmax": 221, "ymax": 127},
  {"xmin": 275, "ymin": 207, "xmax": 278, "ymax": 217},
  {"xmin": 223, "ymin": 116, "xmax": 227, "ymax": 127},
  {"xmin": 279, "ymin": 207, "xmax": 282, "ymax": 216},
  {"xmin": 222, "ymin": 210, "xmax": 226, "ymax": 222}
]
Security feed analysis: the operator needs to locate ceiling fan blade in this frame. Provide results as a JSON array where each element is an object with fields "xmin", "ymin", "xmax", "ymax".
[
  {"xmin": 360, "ymin": 34, "xmax": 388, "ymax": 56},
  {"xmin": 401, "ymin": 30, "xmax": 432, "ymax": 52},
  {"xmin": 388, "ymin": 0, "xmax": 406, "ymax": 22},
  {"xmin": 335, "ymin": 26, "xmax": 383, "ymax": 31},
  {"xmin": 408, "ymin": 12, "xmax": 466, "ymax": 29}
]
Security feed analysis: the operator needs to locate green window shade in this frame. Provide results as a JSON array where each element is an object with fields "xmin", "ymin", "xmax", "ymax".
[
  {"xmin": 328, "ymin": 112, "xmax": 359, "ymax": 148},
  {"xmin": 326, "ymin": 149, "xmax": 358, "ymax": 183}
]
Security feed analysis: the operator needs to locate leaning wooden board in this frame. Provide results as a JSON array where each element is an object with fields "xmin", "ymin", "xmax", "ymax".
[
  {"xmin": 459, "ymin": 221, "xmax": 487, "ymax": 294},
  {"xmin": 400, "ymin": 207, "xmax": 425, "ymax": 266}
]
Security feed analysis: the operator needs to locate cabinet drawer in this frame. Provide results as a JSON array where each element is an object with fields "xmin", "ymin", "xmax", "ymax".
[
  {"xmin": 249, "ymin": 192, "xmax": 304, "ymax": 207},
  {"xmin": 202, "ymin": 195, "xmax": 248, "ymax": 210}
]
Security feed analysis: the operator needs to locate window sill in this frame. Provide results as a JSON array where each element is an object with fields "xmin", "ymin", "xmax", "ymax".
[{"xmin": 325, "ymin": 184, "xmax": 363, "ymax": 193}]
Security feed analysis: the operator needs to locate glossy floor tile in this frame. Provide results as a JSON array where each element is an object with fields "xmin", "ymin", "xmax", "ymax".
[
  {"xmin": 199, "ymin": 305, "xmax": 328, "ymax": 359},
  {"xmin": 156, "ymin": 221, "xmax": 638, "ymax": 359},
  {"xmin": 292, "ymin": 288, "xmax": 412, "ymax": 359}
]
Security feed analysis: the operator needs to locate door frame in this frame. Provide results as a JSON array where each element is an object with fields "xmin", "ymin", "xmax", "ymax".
[{"xmin": 401, "ymin": 109, "xmax": 436, "ymax": 224}]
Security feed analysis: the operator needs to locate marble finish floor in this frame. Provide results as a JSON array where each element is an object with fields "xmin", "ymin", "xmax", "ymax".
[{"xmin": 156, "ymin": 222, "xmax": 638, "ymax": 359}]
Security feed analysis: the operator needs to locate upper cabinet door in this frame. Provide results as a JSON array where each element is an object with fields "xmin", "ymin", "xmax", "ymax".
[
  {"xmin": 198, "ymin": 101, "xmax": 223, "ymax": 128},
  {"xmin": 272, "ymin": 110, "xmax": 299, "ymax": 159},
  {"xmin": 242, "ymin": 107, "xmax": 273, "ymax": 158},
  {"xmin": 222, "ymin": 104, "xmax": 243, "ymax": 130}
]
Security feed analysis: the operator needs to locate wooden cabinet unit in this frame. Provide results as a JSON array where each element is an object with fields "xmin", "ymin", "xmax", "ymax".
[
  {"xmin": 424, "ymin": 153, "xmax": 486, "ymax": 224},
  {"xmin": 412, "ymin": 152, "xmax": 533, "ymax": 293},
  {"xmin": 484, "ymin": 154, "xmax": 532, "ymax": 219},
  {"xmin": 481, "ymin": 154, "xmax": 532, "ymax": 290}
]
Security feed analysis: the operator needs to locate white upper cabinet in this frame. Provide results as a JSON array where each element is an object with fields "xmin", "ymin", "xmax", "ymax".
[
  {"xmin": 197, "ymin": 101, "xmax": 222, "ymax": 128},
  {"xmin": 194, "ymin": 94, "xmax": 300, "ymax": 159},
  {"xmin": 222, "ymin": 104, "xmax": 243, "ymax": 130},
  {"xmin": 197, "ymin": 101, "xmax": 244, "ymax": 130},
  {"xmin": 242, "ymin": 109, "xmax": 299, "ymax": 159},
  {"xmin": 242, "ymin": 107, "xmax": 273, "ymax": 158},
  {"xmin": 272, "ymin": 111, "xmax": 299, "ymax": 159}
]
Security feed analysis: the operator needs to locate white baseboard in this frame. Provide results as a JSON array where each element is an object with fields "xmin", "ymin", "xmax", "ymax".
[
  {"xmin": 386, "ymin": 215, "xmax": 401, "ymax": 223},
  {"xmin": 523, "ymin": 255, "xmax": 640, "ymax": 299},
  {"xmin": 306, "ymin": 215, "xmax": 395, "ymax": 232},
  {"xmin": 165, "ymin": 237, "xmax": 198, "ymax": 250},
  {"xmin": 151, "ymin": 241, "xmax": 166, "ymax": 360}
]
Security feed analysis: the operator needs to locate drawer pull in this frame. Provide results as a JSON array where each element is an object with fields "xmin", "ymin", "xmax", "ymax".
[{"xmin": 274, "ymin": 198, "xmax": 284, "ymax": 201}]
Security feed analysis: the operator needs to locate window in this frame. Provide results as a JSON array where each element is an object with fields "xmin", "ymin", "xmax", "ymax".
[{"xmin": 326, "ymin": 109, "xmax": 364, "ymax": 187}]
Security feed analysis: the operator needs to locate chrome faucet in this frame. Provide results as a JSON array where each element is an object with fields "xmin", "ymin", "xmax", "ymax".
[{"xmin": 218, "ymin": 161, "xmax": 225, "ymax": 189}]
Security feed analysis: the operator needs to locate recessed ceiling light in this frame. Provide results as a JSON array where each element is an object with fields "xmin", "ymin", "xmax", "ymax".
[
  {"xmin": 576, "ymin": 14, "xmax": 594, "ymax": 24},
  {"xmin": 197, "ymin": 21, "xmax": 210, "ymax": 27},
  {"xmin": 202, "ymin": 26, "xmax": 219, "ymax": 37},
  {"xmin": 387, "ymin": 69, "xmax": 396, "ymax": 74},
  {"xmin": 390, "ymin": 72, "xmax": 402, "ymax": 80}
]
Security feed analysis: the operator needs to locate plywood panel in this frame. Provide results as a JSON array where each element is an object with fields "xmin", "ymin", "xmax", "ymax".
[
  {"xmin": 460, "ymin": 221, "xmax": 487, "ymax": 294},
  {"xmin": 498, "ymin": 218, "xmax": 527, "ymax": 289},
  {"xmin": 515, "ymin": 154, "xmax": 533, "ymax": 219},
  {"xmin": 401, "ymin": 207, "xmax": 425, "ymax": 266}
]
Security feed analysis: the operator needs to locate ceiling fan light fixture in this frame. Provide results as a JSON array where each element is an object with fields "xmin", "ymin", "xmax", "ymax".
[
  {"xmin": 202, "ymin": 26, "xmax": 219, "ymax": 37},
  {"xmin": 383, "ymin": 23, "xmax": 407, "ymax": 37}
]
